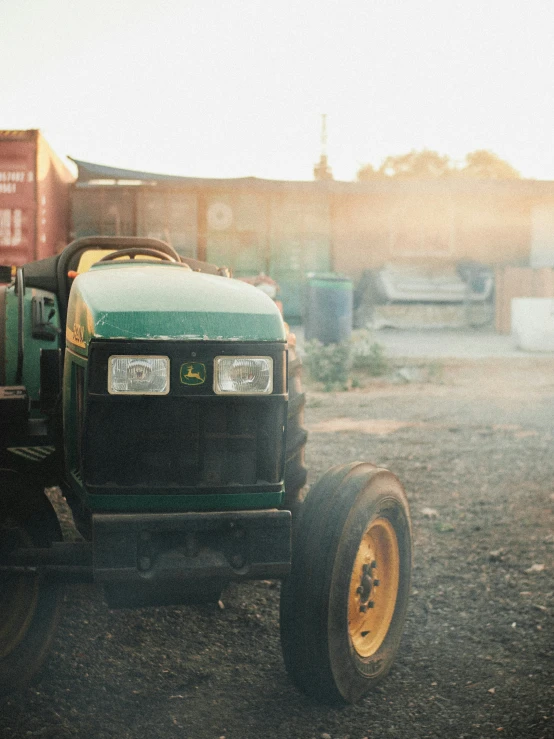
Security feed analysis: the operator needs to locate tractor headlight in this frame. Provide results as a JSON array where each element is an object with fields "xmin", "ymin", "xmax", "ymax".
[
  {"xmin": 213, "ymin": 356, "xmax": 273, "ymax": 395},
  {"xmin": 108, "ymin": 356, "xmax": 170, "ymax": 395}
]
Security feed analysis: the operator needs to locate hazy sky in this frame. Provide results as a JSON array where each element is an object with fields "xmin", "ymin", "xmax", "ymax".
[{"xmin": 3, "ymin": 0, "xmax": 554, "ymax": 181}]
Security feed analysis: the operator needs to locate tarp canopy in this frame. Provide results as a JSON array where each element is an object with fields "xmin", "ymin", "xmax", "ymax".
[
  {"xmin": 70, "ymin": 158, "xmax": 554, "ymax": 195},
  {"xmin": 70, "ymin": 158, "xmax": 209, "ymax": 185},
  {"xmin": 70, "ymin": 158, "xmax": 336, "ymax": 191}
]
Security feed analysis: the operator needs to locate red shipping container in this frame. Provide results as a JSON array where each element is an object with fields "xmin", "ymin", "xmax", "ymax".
[{"xmin": 0, "ymin": 130, "xmax": 75, "ymax": 266}]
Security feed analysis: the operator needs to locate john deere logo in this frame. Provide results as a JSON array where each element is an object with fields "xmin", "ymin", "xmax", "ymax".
[{"xmin": 180, "ymin": 362, "xmax": 206, "ymax": 385}]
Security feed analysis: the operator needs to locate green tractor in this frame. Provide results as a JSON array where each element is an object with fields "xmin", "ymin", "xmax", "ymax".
[{"xmin": 0, "ymin": 236, "xmax": 412, "ymax": 704}]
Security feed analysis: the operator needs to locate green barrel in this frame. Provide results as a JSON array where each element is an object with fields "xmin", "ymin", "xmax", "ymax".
[{"xmin": 304, "ymin": 274, "xmax": 353, "ymax": 344}]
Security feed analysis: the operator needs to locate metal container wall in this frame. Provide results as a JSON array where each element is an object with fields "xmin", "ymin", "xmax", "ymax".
[
  {"xmin": 304, "ymin": 274, "xmax": 353, "ymax": 344},
  {"xmin": 35, "ymin": 134, "xmax": 75, "ymax": 260},
  {"xmin": 269, "ymin": 195, "xmax": 331, "ymax": 321},
  {"xmin": 206, "ymin": 192, "xmax": 267, "ymax": 276},
  {"xmin": 0, "ymin": 130, "xmax": 74, "ymax": 266},
  {"xmin": 137, "ymin": 190, "xmax": 197, "ymax": 258},
  {"xmin": 0, "ymin": 132, "xmax": 37, "ymax": 265}
]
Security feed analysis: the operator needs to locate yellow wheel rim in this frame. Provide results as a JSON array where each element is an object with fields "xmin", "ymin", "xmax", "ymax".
[
  {"xmin": 348, "ymin": 517, "xmax": 400, "ymax": 658},
  {"xmin": 0, "ymin": 528, "xmax": 39, "ymax": 659}
]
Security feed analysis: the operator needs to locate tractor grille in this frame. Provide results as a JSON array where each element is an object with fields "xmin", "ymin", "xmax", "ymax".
[{"xmin": 82, "ymin": 340, "xmax": 287, "ymax": 496}]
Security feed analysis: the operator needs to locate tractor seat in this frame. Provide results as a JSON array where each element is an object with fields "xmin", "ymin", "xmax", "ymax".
[{"xmin": 22, "ymin": 254, "xmax": 61, "ymax": 296}]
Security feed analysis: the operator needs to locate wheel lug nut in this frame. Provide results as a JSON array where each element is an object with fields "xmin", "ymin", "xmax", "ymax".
[
  {"xmin": 367, "ymin": 600, "xmax": 375, "ymax": 608},
  {"xmin": 138, "ymin": 556, "xmax": 151, "ymax": 571},
  {"xmin": 359, "ymin": 604, "xmax": 367, "ymax": 613},
  {"xmin": 371, "ymin": 560, "xmax": 377, "ymax": 569},
  {"xmin": 373, "ymin": 579, "xmax": 380, "ymax": 587},
  {"xmin": 231, "ymin": 554, "xmax": 245, "ymax": 568}
]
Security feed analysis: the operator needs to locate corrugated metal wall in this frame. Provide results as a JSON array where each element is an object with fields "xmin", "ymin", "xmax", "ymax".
[
  {"xmin": 206, "ymin": 192, "xmax": 267, "ymax": 275},
  {"xmin": 71, "ymin": 186, "xmax": 334, "ymax": 320},
  {"xmin": 72, "ymin": 188, "xmax": 135, "ymax": 239},
  {"xmin": 332, "ymin": 191, "xmax": 533, "ymax": 279},
  {"xmin": 495, "ymin": 266, "xmax": 554, "ymax": 333},
  {"xmin": 137, "ymin": 190, "xmax": 197, "ymax": 258},
  {"xmin": 70, "ymin": 179, "xmax": 554, "ymax": 323},
  {"xmin": 530, "ymin": 202, "xmax": 554, "ymax": 267}
]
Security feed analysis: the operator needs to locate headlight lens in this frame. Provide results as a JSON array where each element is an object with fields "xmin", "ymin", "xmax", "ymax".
[
  {"xmin": 213, "ymin": 356, "xmax": 273, "ymax": 395},
  {"xmin": 108, "ymin": 355, "xmax": 170, "ymax": 395}
]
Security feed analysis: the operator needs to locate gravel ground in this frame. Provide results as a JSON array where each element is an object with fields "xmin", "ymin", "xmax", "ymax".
[{"xmin": 1, "ymin": 357, "xmax": 553, "ymax": 739}]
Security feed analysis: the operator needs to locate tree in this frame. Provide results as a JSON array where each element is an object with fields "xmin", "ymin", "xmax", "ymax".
[
  {"xmin": 356, "ymin": 162, "xmax": 382, "ymax": 181},
  {"xmin": 356, "ymin": 149, "xmax": 450, "ymax": 180},
  {"xmin": 458, "ymin": 149, "xmax": 520, "ymax": 179},
  {"xmin": 378, "ymin": 149, "xmax": 451, "ymax": 179},
  {"xmin": 356, "ymin": 148, "xmax": 520, "ymax": 181}
]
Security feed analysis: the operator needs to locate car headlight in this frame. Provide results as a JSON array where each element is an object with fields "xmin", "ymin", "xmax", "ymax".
[
  {"xmin": 213, "ymin": 356, "xmax": 273, "ymax": 395},
  {"xmin": 108, "ymin": 356, "xmax": 170, "ymax": 395}
]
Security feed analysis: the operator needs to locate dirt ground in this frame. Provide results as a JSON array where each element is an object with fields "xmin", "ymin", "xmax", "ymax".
[{"xmin": 1, "ymin": 357, "xmax": 553, "ymax": 739}]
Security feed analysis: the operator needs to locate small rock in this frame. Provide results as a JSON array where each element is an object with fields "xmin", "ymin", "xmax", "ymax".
[
  {"xmin": 321, "ymin": 733, "xmax": 332, "ymax": 739},
  {"xmin": 525, "ymin": 563, "xmax": 545, "ymax": 573},
  {"xmin": 488, "ymin": 687, "xmax": 496, "ymax": 694},
  {"xmin": 395, "ymin": 366, "xmax": 423, "ymax": 383},
  {"xmin": 422, "ymin": 507, "xmax": 439, "ymax": 519}
]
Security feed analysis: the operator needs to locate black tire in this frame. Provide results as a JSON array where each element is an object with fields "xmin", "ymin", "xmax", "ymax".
[
  {"xmin": 284, "ymin": 349, "xmax": 308, "ymax": 507},
  {"xmin": 0, "ymin": 471, "xmax": 65, "ymax": 696},
  {"xmin": 280, "ymin": 462, "xmax": 412, "ymax": 704}
]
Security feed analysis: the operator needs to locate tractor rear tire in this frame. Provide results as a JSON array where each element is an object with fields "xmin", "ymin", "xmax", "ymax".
[
  {"xmin": 280, "ymin": 462, "xmax": 412, "ymax": 704},
  {"xmin": 0, "ymin": 471, "xmax": 65, "ymax": 696}
]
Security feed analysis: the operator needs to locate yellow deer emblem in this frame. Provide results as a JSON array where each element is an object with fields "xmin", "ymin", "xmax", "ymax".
[{"xmin": 180, "ymin": 362, "xmax": 206, "ymax": 385}]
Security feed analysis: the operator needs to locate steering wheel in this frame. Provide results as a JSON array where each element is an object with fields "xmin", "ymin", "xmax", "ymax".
[{"xmin": 98, "ymin": 248, "xmax": 181, "ymax": 263}]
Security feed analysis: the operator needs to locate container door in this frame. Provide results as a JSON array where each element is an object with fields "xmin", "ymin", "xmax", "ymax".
[{"xmin": 0, "ymin": 134, "xmax": 36, "ymax": 265}]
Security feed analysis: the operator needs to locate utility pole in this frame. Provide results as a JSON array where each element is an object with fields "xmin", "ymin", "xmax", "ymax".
[{"xmin": 313, "ymin": 114, "xmax": 333, "ymax": 181}]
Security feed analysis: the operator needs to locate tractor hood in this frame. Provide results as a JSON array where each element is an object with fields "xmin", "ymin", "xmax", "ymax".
[{"xmin": 65, "ymin": 262, "xmax": 286, "ymax": 355}]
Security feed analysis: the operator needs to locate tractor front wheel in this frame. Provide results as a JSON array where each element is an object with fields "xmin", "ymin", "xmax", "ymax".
[
  {"xmin": 0, "ymin": 471, "xmax": 65, "ymax": 696},
  {"xmin": 280, "ymin": 462, "xmax": 412, "ymax": 704}
]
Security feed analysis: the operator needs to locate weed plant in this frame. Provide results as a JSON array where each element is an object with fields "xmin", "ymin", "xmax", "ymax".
[
  {"xmin": 304, "ymin": 330, "xmax": 389, "ymax": 390},
  {"xmin": 304, "ymin": 340, "xmax": 352, "ymax": 391}
]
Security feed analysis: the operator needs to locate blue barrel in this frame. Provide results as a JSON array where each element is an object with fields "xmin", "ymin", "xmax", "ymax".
[{"xmin": 304, "ymin": 274, "xmax": 353, "ymax": 344}]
